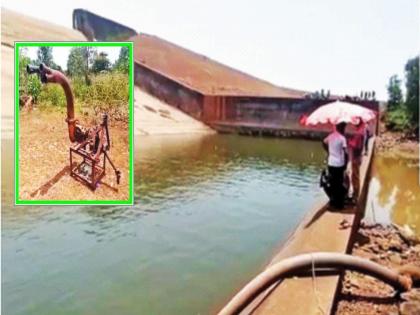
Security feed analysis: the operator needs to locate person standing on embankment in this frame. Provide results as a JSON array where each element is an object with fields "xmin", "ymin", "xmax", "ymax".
[
  {"xmin": 363, "ymin": 122, "xmax": 371, "ymax": 155},
  {"xmin": 323, "ymin": 122, "xmax": 348, "ymax": 209},
  {"xmin": 348, "ymin": 121, "xmax": 365, "ymax": 202}
]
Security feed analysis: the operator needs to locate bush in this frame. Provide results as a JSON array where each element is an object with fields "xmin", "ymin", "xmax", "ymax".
[
  {"xmin": 72, "ymin": 77, "xmax": 90, "ymax": 100},
  {"xmin": 25, "ymin": 76, "xmax": 42, "ymax": 103},
  {"xmin": 86, "ymin": 72, "xmax": 129, "ymax": 103},
  {"xmin": 19, "ymin": 56, "xmax": 42, "ymax": 104},
  {"xmin": 385, "ymin": 107, "xmax": 411, "ymax": 131},
  {"xmin": 38, "ymin": 84, "xmax": 67, "ymax": 108},
  {"xmin": 23, "ymin": 70, "xmax": 129, "ymax": 122},
  {"xmin": 85, "ymin": 73, "xmax": 129, "ymax": 122}
]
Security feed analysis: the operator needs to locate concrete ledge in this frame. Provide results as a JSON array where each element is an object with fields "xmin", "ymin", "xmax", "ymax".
[
  {"xmin": 211, "ymin": 121, "xmax": 330, "ymax": 140},
  {"xmin": 236, "ymin": 138, "xmax": 375, "ymax": 315}
]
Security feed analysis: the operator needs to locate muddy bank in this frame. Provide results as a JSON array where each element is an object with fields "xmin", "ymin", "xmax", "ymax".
[
  {"xmin": 376, "ymin": 129, "xmax": 419, "ymax": 161},
  {"xmin": 335, "ymin": 222, "xmax": 420, "ymax": 315}
]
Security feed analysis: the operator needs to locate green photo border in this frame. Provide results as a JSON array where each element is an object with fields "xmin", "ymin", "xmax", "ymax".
[{"xmin": 14, "ymin": 41, "xmax": 134, "ymax": 205}]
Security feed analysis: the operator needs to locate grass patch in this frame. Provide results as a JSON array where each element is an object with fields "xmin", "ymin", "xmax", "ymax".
[{"xmin": 21, "ymin": 72, "xmax": 129, "ymax": 123}]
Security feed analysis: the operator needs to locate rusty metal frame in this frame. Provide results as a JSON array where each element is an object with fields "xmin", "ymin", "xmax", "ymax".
[{"xmin": 69, "ymin": 142, "xmax": 106, "ymax": 190}]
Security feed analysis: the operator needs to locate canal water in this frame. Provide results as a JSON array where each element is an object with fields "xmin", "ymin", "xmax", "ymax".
[
  {"xmin": 2, "ymin": 134, "xmax": 326, "ymax": 315},
  {"xmin": 366, "ymin": 154, "xmax": 420, "ymax": 236}
]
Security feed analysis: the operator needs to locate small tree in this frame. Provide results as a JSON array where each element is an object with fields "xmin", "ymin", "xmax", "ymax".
[
  {"xmin": 387, "ymin": 75, "xmax": 403, "ymax": 112},
  {"xmin": 404, "ymin": 56, "xmax": 419, "ymax": 127},
  {"xmin": 36, "ymin": 47, "xmax": 54, "ymax": 67},
  {"xmin": 92, "ymin": 52, "xmax": 111, "ymax": 73},
  {"xmin": 386, "ymin": 75, "xmax": 410, "ymax": 131},
  {"xmin": 114, "ymin": 46, "xmax": 130, "ymax": 73},
  {"xmin": 67, "ymin": 47, "xmax": 86, "ymax": 77},
  {"xmin": 67, "ymin": 47, "xmax": 97, "ymax": 84},
  {"xmin": 19, "ymin": 50, "xmax": 41, "ymax": 104}
]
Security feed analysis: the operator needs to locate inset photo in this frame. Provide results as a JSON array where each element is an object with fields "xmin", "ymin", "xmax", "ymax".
[{"xmin": 15, "ymin": 42, "xmax": 134, "ymax": 205}]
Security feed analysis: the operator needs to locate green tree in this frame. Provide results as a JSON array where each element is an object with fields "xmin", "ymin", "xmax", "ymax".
[
  {"xmin": 92, "ymin": 52, "xmax": 111, "ymax": 73},
  {"xmin": 36, "ymin": 47, "xmax": 54, "ymax": 67},
  {"xmin": 387, "ymin": 75, "xmax": 403, "ymax": 112},
  {"xmin": 81, "ymin": 47, "xmax": 97, "ymax": 74},
  {"xmin": 19, "ymin": 54, "xmax": 31, "ymax": 87},
  {"xmin": 114, "ymin": 47, "xmax": 129, "ymax": 73},
  {"xmin": 19, "ymin": 50, "xmax": 41, "ymax": 104},
  {"xmin": 404, "ymin": 56, "xmax": 419, "ymax": 127},
  {"xmin": 36, "ymin": 46, "xmax": 62, "ymax": 70},
  {"xmin": 67, "ymin": 47, "xmax": 96, "ymax": 84},
  {"xmin": 385, "ymin": 74, "xmax": 410, "ymax": 131},
  {"xmin": 67, "ymin": 47, "xmax": 86, "ymax": 77}
]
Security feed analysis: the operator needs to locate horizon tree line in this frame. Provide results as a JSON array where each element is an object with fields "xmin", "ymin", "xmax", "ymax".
[{"xmin": 23, "ymin": 46, "xmax": 130, "ymax": 84}]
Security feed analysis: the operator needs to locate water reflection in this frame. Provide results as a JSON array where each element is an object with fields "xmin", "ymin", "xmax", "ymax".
[
  {"xmin": 366, "ymin": 155, "xmax": 420, "ymax": 235},
  {"xmin": 2, "ymin": 134, "xmax": 325, "ymax": 315},
  {"xmin": 135, "ymin": 135, "xmax": 323, "ymax": 209}
]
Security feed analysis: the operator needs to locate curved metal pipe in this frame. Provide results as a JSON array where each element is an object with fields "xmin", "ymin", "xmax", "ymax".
[
  {"xmin": 39, "ymin": 63, "xmax": 77, "ymax": 142},
  {"xmin": 217, "ymin": 252, "xmax": 412, "ymax": 315}
]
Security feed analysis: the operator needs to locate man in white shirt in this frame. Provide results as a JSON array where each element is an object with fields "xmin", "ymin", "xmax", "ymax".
[{"xmin": 323, "ymin": 122, "xmax": 348, "ymax": 209}]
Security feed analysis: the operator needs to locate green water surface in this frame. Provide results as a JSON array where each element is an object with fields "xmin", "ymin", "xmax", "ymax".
[
  {"xmin": 2, "ymin": 134, "xmax": 325, "ymax": 315},
  {"xmin": 366, "ymin": 154, "xmax": 420, "ymax": 236}
]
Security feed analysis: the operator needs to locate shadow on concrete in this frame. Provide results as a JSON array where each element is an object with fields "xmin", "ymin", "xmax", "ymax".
[{"xmin": 305, "ymin": 204, "xmax": 357, "ymax": 228}]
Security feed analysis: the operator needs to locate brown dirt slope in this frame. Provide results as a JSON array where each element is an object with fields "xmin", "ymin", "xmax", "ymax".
[
  {"xmin": 1, "ymin": 8, "xmax": 86, "ymax": 46},
  {"xmin": 131, "ymin": 33, "xmax": 309, "ymax": 98}
]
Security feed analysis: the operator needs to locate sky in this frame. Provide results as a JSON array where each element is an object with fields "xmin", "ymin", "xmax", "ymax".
[
  {"xmin": 23, "ymin": 47, "xmax": 121, "ymax": 70},
  {"xmin": 3, "ymin": 0, "xmax": 419, "ymax": 100}
]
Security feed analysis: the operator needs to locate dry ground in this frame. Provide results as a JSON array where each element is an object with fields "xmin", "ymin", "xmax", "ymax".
[
  {"xmin": 335, "ymin": 223, "xmax": 420, "ymax": 315},
  {"xmin": 18, "ymin": 109, "xmax": 130, "ymax": 201}
]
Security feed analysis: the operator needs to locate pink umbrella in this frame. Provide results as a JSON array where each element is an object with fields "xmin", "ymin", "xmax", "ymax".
[{"xmin": 301, "ymin": 100, "xmax": 376, "ymax": 126}]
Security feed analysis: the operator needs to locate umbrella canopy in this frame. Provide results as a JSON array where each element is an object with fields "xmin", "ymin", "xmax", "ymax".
[{"xmin": 302, "ymin": 100, "xmax": 376, "ymax": 126}]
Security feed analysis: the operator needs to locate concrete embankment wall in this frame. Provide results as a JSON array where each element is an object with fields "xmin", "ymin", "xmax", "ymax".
[
  {"xmin": 226, "ymin": 138, "xmax": 376, "ymax": 315},
  {"xmin": 1, "ymin": 9, "xmax": 213, "ymax": 139},
  {"xmin": 134, "ymin": 87, "xmax": 214, "ymax": 135},
  {"xmin": 1, "ymin": 8, "xmax": 86, "ymax": 139},
  {"xmin": 132, "ymin": 60, "xmax": 379, "ymax": 137},
  {"xmin": 134, "ymin": 63, "xmax": 205, "ymax": 120}
]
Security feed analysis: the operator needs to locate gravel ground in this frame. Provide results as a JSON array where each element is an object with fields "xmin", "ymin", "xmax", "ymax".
[
  {"xmin": 335, "ymin": 222, "xmax": 420, "ymax": 315},
  {"xmin": 18, "ymin": 110, "xmax": 130, "ymax": 201}
]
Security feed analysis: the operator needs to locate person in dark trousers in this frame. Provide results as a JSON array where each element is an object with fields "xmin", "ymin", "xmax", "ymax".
[
  {"xmin": 323, "ymin": 122, "xmax": 348, "ymax": 209},
  {"xmin": 363, "ymin": 123, "xmax": 371, "ymax": 155}
]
